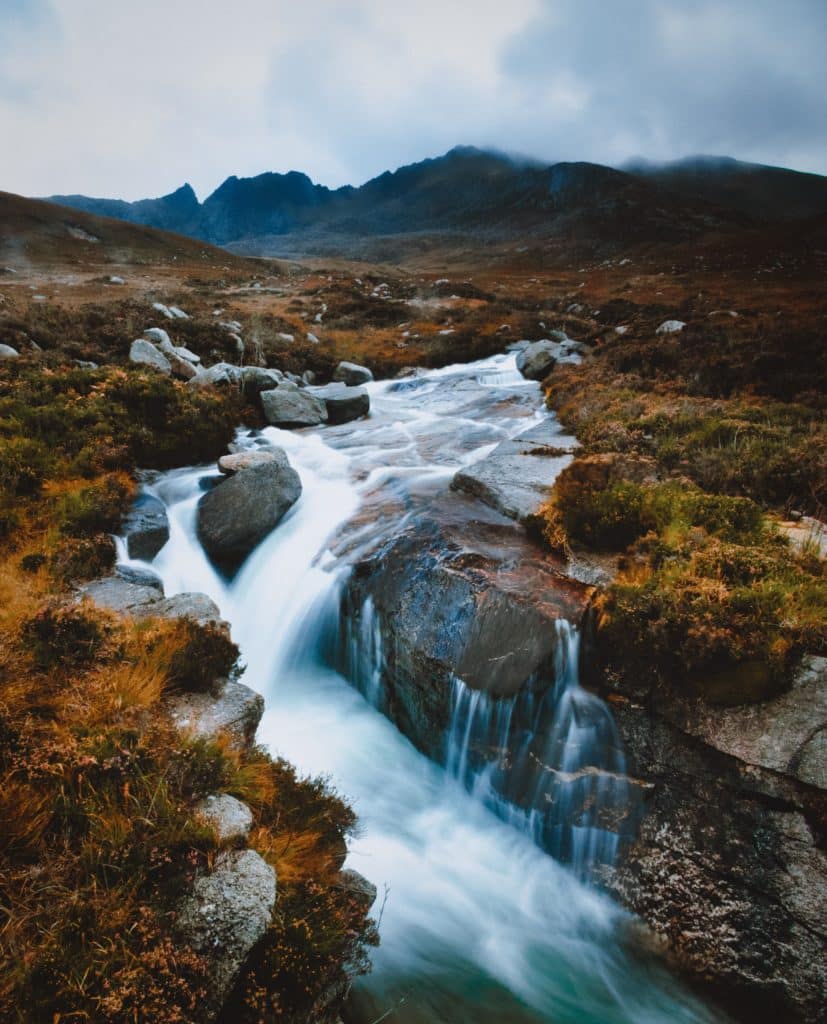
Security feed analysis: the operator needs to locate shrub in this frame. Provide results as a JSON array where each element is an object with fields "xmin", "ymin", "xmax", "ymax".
[
  {"xmin": 57, "ymin": 473, "xmax": 134, "ymax": 538},
  {"xmin": 162, "ymin": 618, "xmax": 241, "ymax": 695},
  {"xmin": 21, "ymin": 601, "xmax": 107, "ymax": 670}
]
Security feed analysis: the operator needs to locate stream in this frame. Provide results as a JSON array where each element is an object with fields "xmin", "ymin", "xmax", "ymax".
[{"xmin": 120, "ymin": 353, "xmax": 722, "ymax": 1024}]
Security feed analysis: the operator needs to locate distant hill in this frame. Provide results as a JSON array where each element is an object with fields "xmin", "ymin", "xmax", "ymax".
[
  {"xmin": 625, "ymin": 155, "xmax": 827, "ymax": 222},
  {"xmin": 40, "ymin": 147, "xmax": 827, "ymax": 257},
  {"xmin": 0, "ymin": 190, "xmax": 245, "ymax": 267}
]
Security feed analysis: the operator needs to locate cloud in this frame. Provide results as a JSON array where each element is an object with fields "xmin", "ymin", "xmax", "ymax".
[{"xmin": 0, "ymin": 0, "xmax": 825, "ymax": 200}]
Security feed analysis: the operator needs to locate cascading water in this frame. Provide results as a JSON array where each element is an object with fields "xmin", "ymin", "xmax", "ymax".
[
  {"xmin": 119, "ymin": 353, "xmax": 725, "ymax": 1024},
  {"xmin": 444, "ymin": 620, "xmax": 633, "ymax": 876}
]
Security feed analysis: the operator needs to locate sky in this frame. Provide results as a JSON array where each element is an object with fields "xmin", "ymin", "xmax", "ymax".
[{"xmin": 1, "ymin": 0, "xmax": 825, "ymax": 201}]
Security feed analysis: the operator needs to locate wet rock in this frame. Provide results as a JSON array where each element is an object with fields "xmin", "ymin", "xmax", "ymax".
[
  {"xmin": 342, "ymin": 492, "xmax": 594, "ymax": 759},
  {"xmin": 169, "ymin": 678, "xmax": 264, "ymax": 748},
  {"xmin": 451, "ymin": 418, "xmax": 577, "ymax": 522},
  {"xmin": 115, "ymin": 563, "xmax": 165, "ymax": 591},
  {"xmin": 123, "ymin": 491, "xmax": 170, "ymax": 560},
  {"xmin": 516, "ymin": 338, "xmax": 582, "ymax": 380},
  {"xmin": 129, "ymin": 338, "xmax": 171, "ymax": 374},
  {"xmin": 310, "ymin": 383, "xmax": 370, "ymax": 425},
  {"xmin": 195, "ymin": 793, "xmax": 254, "ymax": 843},
  {"xmin": 0, "ymin": 344, "xmax": 20, "ymax": 359},
  {"xmin": 600, "ymin": 654, "xmax": 827, "ymax": 1024},
  {"xmin": 333, "ymin": 360, "xmax": 373, "ymax": 386},
  {"xmin": 176, "ymin": 849, "xmax": 276, "ymax": 1021},
  {"xmin": 218, "ymin": 449, "xmax": 279, "ymax": 475},
  {"xmin": 197, "ymin": 455, "xmax": 302, "ymax": 563},
  {"xmin": 260, "ymin": 382, "xmax": 328, "ymax": 428}
]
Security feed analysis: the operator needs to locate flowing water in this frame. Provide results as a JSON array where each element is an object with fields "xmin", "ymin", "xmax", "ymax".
[{"xmin": 120, "ymin": 354, "xmax": 723, "ymax": 1024}]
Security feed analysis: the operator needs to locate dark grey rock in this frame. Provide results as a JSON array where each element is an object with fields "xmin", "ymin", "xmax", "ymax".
[
  {"xmin": 333, "ymin": 360, "xmax": 373, "ymax": 385},
  {"xmin": 310, "ymin": 383, "xmax": 370, "ymax": 425},
  {"xmin": 115, "ymin": 563, "xmax": 165, "ymax": 591},
  {"xmin": 516, "ymin": 339, "xmax": 582, "ymax": 381},
  {"xmin": 260, "ymin": 382, "xmax": 328, "ymax": 428},
  {"xmin": 240, "ymin": 365, "xmax": 284, "ymax": 398},
  {"xmin": 123, "ymin": 492, "xmax": 169, "ymax": 560},
  {"xmin": 197, "ymin": 454, "xmax": 302, "ymax": 562},
  {"xmin": 78, "ymin": 576, "xmax": 161, "ymax": 613}
]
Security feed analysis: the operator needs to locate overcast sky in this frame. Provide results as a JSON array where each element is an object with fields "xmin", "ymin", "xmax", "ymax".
[{"xmin": 1, "ymin": 0, "xmax": 825, "ymax": 200}]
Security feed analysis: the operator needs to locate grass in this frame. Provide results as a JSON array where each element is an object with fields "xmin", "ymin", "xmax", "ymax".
[{"xmin": 540, "ymin": 315, "xmax": 827, "ymax": 704}]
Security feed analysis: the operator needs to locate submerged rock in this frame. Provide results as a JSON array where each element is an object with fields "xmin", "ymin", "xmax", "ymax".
[
  {"xmin": 310, "ymin": 383, "xmax": 370, "ymax": 424},
  {"xmin": 333, "ymin": 360, "xmax": 373, "ymax": 386},
  {"xmin": 260, "ymin": 382, "xmax": 328, "ymax": 428},
  {"xmin": 197, "ymin": 453, "xmax": 302, "ymax": 564},
  {"xmin": 176, "ymin": 849, "xmax": 276, "ymax": 1021}
]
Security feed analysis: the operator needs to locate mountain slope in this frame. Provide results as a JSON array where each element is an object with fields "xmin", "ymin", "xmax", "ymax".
[
  {"xmin": 41, "ymin": 147, "xmax": 827, "ymax": 256},
  {"xmin": 626, "ymin": 155, "xmax": 827, "ymax": 221}
]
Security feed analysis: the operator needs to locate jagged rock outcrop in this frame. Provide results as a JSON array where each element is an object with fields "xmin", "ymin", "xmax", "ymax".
[
  {"xmin": 196, "ymin": 452, "xmax": 302, "ymax": 564},
  {"xmin": 594, "ymin": 653, "xmax": 827, "ymax": 1024}
]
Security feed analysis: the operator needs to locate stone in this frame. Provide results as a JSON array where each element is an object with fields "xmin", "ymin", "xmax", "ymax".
[
  {"xmin": 150, "ymin": 592, "xmax": 227, "ymax": 632},
  {"xmin": 337, "ymin": 869, "xmax": 377, "ymax": 912},
  {"xmin": 143, "ymin": 327, "xmax": 171, "ymax": 347},
  {"xmin": 218, "ymin": 450, "xmax": 279, "ymax": 475},
  {"xmin": 195, "ymin": 793, "xmax": 254, "ymax": 843},
  {"xmin": 114, "ymin": 563, "xmax": 165, "ymax": 591},
  {"xmin": 451, "ymin": 418, "xmax": 577, "ymax": 522},
  {"xmin": 169, "ymin": 352, "xmax": 198, "ymax": 380},
  {"xmin": 260, "ymin": 382, "xmax": 328, "ymax": 428},
  {"xmin": 656, "ymin": 319, "xmax": 686, "ymax": 334},
  {"xmin": 169, "ymin": 679, "xmax": 264, "ymax": 747},
  {"xmin": 333, "ymin": 360, "xmax": 374, "ymax": 386},
  {"xmin": 240, "ymin": 365, "xmax": 284, "ymax": 398},
  {"xmin": 176, "ymin": 849, "xmax": 276, "ymax": 1020},
  {"xmin": 302, "ymin": 369, "xmax": 316, "ymax": 385},
  {"xmin": 310, "ymin": 383, "xmax": 370, "ymax": 425},
  {"xmin": 78, "ymin": 576, "xmax": 161, "ymax": 613},
  {"xmin": 516, "ymin": 338, "xmax": 582, "ymax": 381},
  {"xmin": 187, "ymin": 362, "xmax": 243, "ymax": 389},
  {"xmin": 123, "ymin": 491, "xmax": 170, "ymax": 560},
  {"xmin": 0, "ymin": 344, "xmax": 20, "ymax": 359},
  {"xmin": 129, "ymin": 338, "xmax": 171, "ymax": 374},
  {"xmin": 197, "ymin": 456, "xmax": 302, "ymax": 563}
]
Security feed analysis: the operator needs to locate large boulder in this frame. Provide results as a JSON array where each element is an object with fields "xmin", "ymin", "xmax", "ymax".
[
  {"xmin": 260, "ymin": 382, "xmax": 328, "ymax": 428},
  {"xmin": 129, "ymin": 338, "xmax": 171, "ymax": 374},
  {"xmin": 176, "ymin": 849, "xmax": 276, "ymax": 1021},
  {"xmin": 123, "ymin": 492, "xmax": 170, "ymax": 560},
  {"xmin": 516, "ymin": 338, "xmax": 582, "ymax": 381},
  {"xmin": 333, "ymin": 360, "xmax": 373, "ymax": 386},
  {"xmin": 197, "ymin": 453, "xmax": 302, "ymax": 563},
  {"xmin": 218, "ymin": 450, "xmax": 280, "ymax": 475},
  {"xmin": 310, "ymin": 383, "xmax": 370, "ymax": 425}
]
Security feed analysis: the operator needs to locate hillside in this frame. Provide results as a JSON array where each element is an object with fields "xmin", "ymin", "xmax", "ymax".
[{"xmin": 0, "ymin": 191, "xmax": 246, "ymax": 269}]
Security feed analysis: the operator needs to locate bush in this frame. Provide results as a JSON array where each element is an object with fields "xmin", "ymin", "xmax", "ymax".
[
  {"xmin": 162, "ymin": 618, "xmax": 241, "ymax": 695},
  {"xmin": 57, "ymin": 473, "xmax": 134, "ymax": 538},
  {"xmin": 22, "ymin": 601, "xmax": 107, "ymax": 670}
]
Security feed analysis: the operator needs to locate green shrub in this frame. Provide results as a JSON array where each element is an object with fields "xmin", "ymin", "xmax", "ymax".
[{"xmin": 57, "ymin": 473, "xmax": 134, "ymax": 538}]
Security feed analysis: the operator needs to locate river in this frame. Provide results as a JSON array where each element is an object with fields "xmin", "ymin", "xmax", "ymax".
[{"xmin": 120, "ymin": 353, "xmax": 723, "ymax": 1024}]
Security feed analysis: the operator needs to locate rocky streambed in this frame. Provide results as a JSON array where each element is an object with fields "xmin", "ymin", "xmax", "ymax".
[{"xmin": 115, "ymin": 352, "xmax": 824, "ymax": 1023}]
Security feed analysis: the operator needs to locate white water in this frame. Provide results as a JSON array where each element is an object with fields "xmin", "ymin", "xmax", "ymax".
[{"xmin": 120, "ymin": 355, "xmax": 722, "ymax": 1024}]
